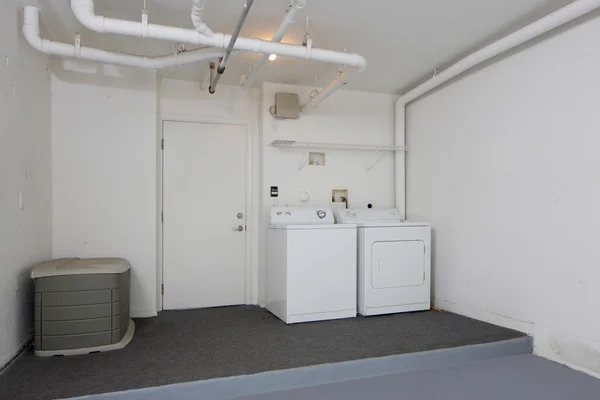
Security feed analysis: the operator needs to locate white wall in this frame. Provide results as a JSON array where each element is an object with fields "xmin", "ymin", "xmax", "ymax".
[
  {"xmin": 51, "ymin": 62, "xmax": 157, "ymax": 318},
  {"xmin": 159, "ymin": 80, "xmax": 399, "ymax": 306},
  {"xmin": 406, "ymin": 16, "xmax": 600, "ymax": 377},
  {"xmin": 260, "ymin": 83, "xmax": 398, "ymax": 303},
  {"xmin": 0, "ymin": 3, "xmax": 52, "ymax": 368},
  {"xmin": 160, "ymin": 80, "xmax": 399, "ymax": 308},
  {"xmin": 49, "ymin": 75, "xmax": 399, "ymax": 316}
]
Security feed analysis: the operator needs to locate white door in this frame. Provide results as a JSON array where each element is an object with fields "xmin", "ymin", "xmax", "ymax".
[{"xmin": 163, "ymin": 121, "xmax": 247, "ymax": 310}]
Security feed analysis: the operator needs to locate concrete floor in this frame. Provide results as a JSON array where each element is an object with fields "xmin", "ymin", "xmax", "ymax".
[{"xmin": 231, "ymin": 355, "xmax": 600, "ymax": 400}]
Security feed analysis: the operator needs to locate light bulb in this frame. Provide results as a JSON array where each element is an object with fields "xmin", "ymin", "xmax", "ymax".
[{"xmin": 269, "ymin": 54, "xmax": 277, "ymax": 61}]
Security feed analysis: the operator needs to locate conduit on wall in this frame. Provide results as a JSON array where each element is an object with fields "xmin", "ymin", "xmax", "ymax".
[{"xmin": 394, "ymin": 0, "xmax": 600, "ymax": 216}]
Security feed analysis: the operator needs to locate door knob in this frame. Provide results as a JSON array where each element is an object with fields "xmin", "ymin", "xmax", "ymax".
[{"xmin": 233, "ymin": 225, "xmax": 244, "ymax": 232}]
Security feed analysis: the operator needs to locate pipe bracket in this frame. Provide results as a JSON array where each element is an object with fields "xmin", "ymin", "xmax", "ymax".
[
  {"xmin": 304, "ymin": 38, "xmax": 313, "ymax": 59},
  {"xmin": 141, "ymin": 9, "xmax": 149, "ymax": 38},
  {"xmin": 74, "ymin": 33, "xmax": 81, "ymax": 59}
]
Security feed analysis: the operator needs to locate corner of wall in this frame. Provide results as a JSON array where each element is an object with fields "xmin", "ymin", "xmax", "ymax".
[
  {"xmin": 533, "ymin": 327, "xmax": 600, "ymax": 379},
  {"xmin": 50, "ymin": 64, "xmax": 158, "ymax": 319},
  {"xmin": 0, "ymin": 1, "xmax": 53, "ymax": 369}
]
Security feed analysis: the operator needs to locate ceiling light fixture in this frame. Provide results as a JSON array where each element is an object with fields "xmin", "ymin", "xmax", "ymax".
[{"xmin": 269, "ymin": 54, "xmax": 277, "ymax": 61}]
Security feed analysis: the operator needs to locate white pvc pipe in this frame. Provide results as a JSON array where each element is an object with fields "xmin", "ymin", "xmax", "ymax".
[
  {"xmin": 23, "ymin": 6, "xmax": 224, "ymax": 70},
  {"xmin": 394, "ymin": 0, "xmax": 600, "ymax": 215},
  {"xmin": 155, "ymin": 47, "xmax": 225, "ymax": 69},
  {"xmin": 191, "ymin": 0, "xmax": 214, "ymax": 38},
  {"xmin": 302, "ymin": 68, "xmax": 355, "ymax": 111},
  {"xmin": 70, "ymin": 0, "xmax": 366, "ymax": 70},
  {"xmin": 241, "ymin": 0, "xmax": 307, "ymax": 90}
]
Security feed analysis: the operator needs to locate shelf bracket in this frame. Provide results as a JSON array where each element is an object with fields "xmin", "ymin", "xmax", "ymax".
[
  {"xmin": 365, "ymin": 150, "xmax": 385, "ymax": 173},
  {"xmin": 298, "ymin": 152, "xmax": 310, "ymax": 171}
]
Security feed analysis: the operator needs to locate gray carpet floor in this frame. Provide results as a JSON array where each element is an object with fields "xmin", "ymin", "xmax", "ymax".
[
  {"xmin": 0, "ymin": 306, "xmax": 524, "ymax": 400},
  {"xmin": 232, "ymin": 355, "xmax": 600, "ymax": 400}
]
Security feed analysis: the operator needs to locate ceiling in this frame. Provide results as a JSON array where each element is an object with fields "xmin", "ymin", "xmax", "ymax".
[{"xmin": 35, "ymin": 0, "xmax": 576, "ymax": 93}]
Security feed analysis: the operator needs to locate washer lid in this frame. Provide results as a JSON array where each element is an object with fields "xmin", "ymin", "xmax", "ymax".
[
  {"xmin": 31, "ymin": 258, "xmax": 131, "ymax": 279},
  {"xmin": 356, "ymin": 221, "xmax": 431, "ymax": 228},
  {"xmin": 270, "ymin": 206, "xmax": 334, "ymax": 225},
  {"xmin": 269, "ymin": 223, "xmax": 357, "ymax": 230},
  {"xmin": 335, "ymin": 208, "xmax": 404, "ymax": 224}
]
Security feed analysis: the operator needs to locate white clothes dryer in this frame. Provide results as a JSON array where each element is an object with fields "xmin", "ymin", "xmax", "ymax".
[{"xmin": 335, "ymin": 208, "xmax": 431, "ymax": 316}]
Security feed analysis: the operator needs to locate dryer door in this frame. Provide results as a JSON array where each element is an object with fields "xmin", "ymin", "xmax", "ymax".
[{"xmin": 371, "ymin": 240, "xmax": 425, "ymax": 288}]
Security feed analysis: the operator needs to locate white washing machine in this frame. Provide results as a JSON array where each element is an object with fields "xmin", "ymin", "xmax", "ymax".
[
  {"xmin": 267, "ymin": 207, "xmax": 357, "ymax": 324},
  {"xmin": 335, "ymin": 208, "xmax": 431, "ymax": 316}
]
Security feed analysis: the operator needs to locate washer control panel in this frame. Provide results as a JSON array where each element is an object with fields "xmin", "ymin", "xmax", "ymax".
[{"xmin": 270, "ymin": 207, "xmax": 334, "ymax": 225}]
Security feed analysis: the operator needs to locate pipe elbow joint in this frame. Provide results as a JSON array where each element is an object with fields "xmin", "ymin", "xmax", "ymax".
[
  {"xmin": 192, "ymin": 20, "xmax": 214, "ymax": 38},
  {"xmin": 395, "ymin": 97, "xmax": 408, "ymax": 111},
  {"xmin": 23, "ymin": 7, "xmax": 47, "ymax": 54},
  {"xmin": 71, "ymin": 0, "xmax": 105, "ymax": 33},
  {"xmin": 191, "ymin": 1, "xmax": 214, "ymax": 38},
  {"xmin": 23, "ymin": 30, "xmax": 44, "ymax": 54}
]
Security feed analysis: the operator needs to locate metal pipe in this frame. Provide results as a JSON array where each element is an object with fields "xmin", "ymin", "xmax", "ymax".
[
  {"xmin": 209, "ymin": 0, "xmax": 254, "ymax": 94},
  {"xmin": 242, "ymin": 0, "xmax": 306, "ymax": 90},
  {"xmin": 209, "ymin": 61, "xmax": 217, "ymax": 85}
]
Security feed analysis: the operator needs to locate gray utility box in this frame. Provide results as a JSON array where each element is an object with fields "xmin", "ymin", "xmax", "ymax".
[{"xmin": 31, "ymin": 258, "xmax": 135, "ymax": 357}]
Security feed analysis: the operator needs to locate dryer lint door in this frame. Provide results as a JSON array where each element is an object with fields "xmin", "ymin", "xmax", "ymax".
[{"xmin": 371, "ymin": 240, "xmax": 425, "ymax": 289}]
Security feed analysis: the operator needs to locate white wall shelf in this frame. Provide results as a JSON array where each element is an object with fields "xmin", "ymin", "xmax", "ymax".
[
  {"xmin": 269, "ymin": 140, "xmax": 407, "ymax": 152},
  {"xmin": 269, "ymin": 140, "xmax": 406, "ymax": 172}
]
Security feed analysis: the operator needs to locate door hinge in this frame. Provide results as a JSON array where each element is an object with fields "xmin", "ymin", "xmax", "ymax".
[
  {"xmin": 161, "ymin": 284, "xmax": 164, "ymax": 295},
  {"xmin": 161, "ymin": 138, "xmax": 164, "ymax": 150},
  {"xmin": 161, "ymin": 211, "xmax": 163, "ymax": 223}
]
